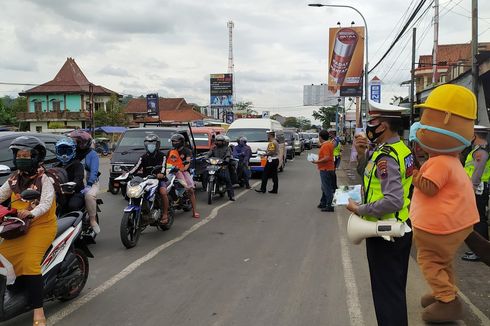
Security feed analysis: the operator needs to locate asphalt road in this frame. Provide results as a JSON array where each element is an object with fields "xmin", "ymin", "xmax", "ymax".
[{"xmin": 3, "ymin": 150, "xmax": 489, "ymax": 326}]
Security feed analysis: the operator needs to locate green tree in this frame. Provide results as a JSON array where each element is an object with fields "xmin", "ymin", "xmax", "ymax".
[
  {"xmin": 312, "ymin": 106, "xmax": 338, "ymax": 129},
  {"xmin": 94, "ymin": 94, "xmax": 128, "ymax": 126},
  {"xmin": 0, "ymin": 96, "xmax": 27, "ymax": 126},
  {"xmin": 283, "ymin": 117, "xmax": 299, "ymax": 128},
  {"xmin": 234, "ymin": 101, "xmax": 257, "ymax": 115},
  {"xmin": 297, "ymin": 116, "xmax": 312, "ymax": 131}
]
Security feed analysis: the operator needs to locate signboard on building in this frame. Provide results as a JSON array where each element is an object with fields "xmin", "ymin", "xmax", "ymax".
[
  {"xmin": 370, "ymin": 77, "xmax": 381, "ymax": 103},
  {"xmin": 146, "ymin": 93, "xmax": 159, "ymax": 116},
  {"xmin": 262, "ymin": 111, "xmax": 270, "ymax": 119},
  {"xmin": 225, "ymin": 111, "xmax": 235, "ymax": 124},
  {"xmin": 327, "ymin": 26, "xmax": 365, "ymax": 97},
  {"xmin": 210, "ymin": 73, "xmax": 233, "ymax": 107},
  {"xmin": 303, "ymin": 84, "xmax": 346, "ymax": 106}
]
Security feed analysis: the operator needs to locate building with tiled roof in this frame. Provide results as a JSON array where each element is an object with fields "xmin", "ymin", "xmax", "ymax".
[
  {"xmin": 124, "ymin": 98, "xmax": 207, "ymax": 126},
  {"xmin": 17, "ymin": 58, "xmax": 119, "ymax": 132},
  {"xmin": 415, "ymin": 42, "xmax": 490, "ymax": 92}
]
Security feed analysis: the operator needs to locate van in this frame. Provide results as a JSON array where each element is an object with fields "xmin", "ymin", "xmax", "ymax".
[{"xmin": 226, "ymin": 118, "xmax": 286, "ymax": 173}]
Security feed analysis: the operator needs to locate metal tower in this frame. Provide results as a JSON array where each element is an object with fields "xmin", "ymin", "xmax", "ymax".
[{"xmin": 227, "ymin": 21, "xmax": 234, "ymax": 73}]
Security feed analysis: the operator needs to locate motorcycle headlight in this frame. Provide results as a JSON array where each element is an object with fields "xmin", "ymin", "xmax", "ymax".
[
  {"xmin": 126, "ymin": 185, "xmax": 143, "ymax": 198},
  {"xmin": 208, "ymin": 158, "xmax": 219, "ymax": 165}
]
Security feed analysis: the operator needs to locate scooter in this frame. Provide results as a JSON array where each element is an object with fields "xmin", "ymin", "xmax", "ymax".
[
  {"xmin": 115, "ymin": 166, "xmax": 173, "ymax": 249},
  {"xmin": 205, "ymin": 157, "xmax": 228, "ymax": 205},
  {"xmin": 60, "ymin": 182, "xmax": 103, "ymax": 244},
  {"xmin": 0, "ymin": 189, "xmax": 93, "ymax": 322}
]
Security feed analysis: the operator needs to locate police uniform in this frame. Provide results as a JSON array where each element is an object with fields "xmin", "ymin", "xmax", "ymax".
[
  {"xmin": 464, "ymin": 125, "xmax": 490, "ymax": 243},
  {"xmin": 356, "ymin": 102, "xmax": 413, "ymax": 326}
]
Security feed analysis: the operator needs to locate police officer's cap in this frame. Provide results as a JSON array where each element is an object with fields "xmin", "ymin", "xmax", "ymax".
[{"xmin": 367, "ymin": 100, "xmax": 408, "ymax": 121}]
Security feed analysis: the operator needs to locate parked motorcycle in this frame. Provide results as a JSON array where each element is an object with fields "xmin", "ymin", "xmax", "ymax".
[
  {"xmin": 60, "ymin": 182, "xmax": 103, "ymax": 244},
  {"xmin": 205, "ymin": 157, "xmax": 228, "ymax": 205},
  {"xmin": 115, "ymin": 166, "xmax": 173, "ymax": 249},
  {"xmin": 0, "ymin": 189, "xmax": 92, "ymax": 322},
  {"xmin": 166, "ymin": 166, "xmax": 192, "ymax": 213}
]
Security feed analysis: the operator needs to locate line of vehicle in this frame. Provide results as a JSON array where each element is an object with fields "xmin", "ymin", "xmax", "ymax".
[
  {"xmin": 336, "ymin": 214, "xmax": 365, "ymax": 326},
  {"xmin": 48, "ymin": 181, "xmax": 260, "ymax": 325}
]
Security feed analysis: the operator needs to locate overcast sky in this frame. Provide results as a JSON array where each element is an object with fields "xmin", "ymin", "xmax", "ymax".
[{"xmin": 1, "ymin": 0, "xmax": 489, "ymax": 121}]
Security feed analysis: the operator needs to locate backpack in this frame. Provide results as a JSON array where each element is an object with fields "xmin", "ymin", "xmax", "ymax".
[{"xmin": 44, "ymin": 167, "xmax": 69, "ymax": 197}]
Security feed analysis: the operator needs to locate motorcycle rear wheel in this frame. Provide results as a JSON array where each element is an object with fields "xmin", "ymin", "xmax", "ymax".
[
  {"xmin": 120, "ymin": 211, "xmax": 141, "ymax": 248},
  {"xmin": 58, "ymin": 249, "xmax": 89, "ymax": 301},
  {"xmin": 207, "ymin": 180, "xmax": 214, "ymax": 205}
]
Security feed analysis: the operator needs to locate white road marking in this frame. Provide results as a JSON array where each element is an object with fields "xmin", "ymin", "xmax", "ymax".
[
  {"xmin": 48, "ymin": 181, "xmax": 260, "ymax": 325},
  {"xmin": 336, "ymin": 214, "xmax": 365, "ymax": 326}
]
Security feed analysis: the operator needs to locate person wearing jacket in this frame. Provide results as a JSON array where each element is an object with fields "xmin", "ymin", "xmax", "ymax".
[
  {"xmin": 233, "ymin": 137, "xmax": 252, "ymax": 189},
  {"xmin": 207, "ymin": 134, "xmax": 235, "ymax": 200},
  {"xmin": 0, "ymin": 136, "xmax": 57, "ymax": 326},
  {"xmin": 68, "ymin": 130, "xmax": 100, "ymax": 234}
]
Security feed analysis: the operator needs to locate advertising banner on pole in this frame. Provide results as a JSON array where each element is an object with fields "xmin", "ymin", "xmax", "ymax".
[
  {"xmin": 210, "ymin": 73, "xmax": 233, "ymax": 107},
  {"xmin": 226, "ymin": 111, "xmax": 235, "ymax": 124},
  {"xmin": 327, "ymin": 26, "xmax": 365, "ymax": 97},
  {"xmin": 146, "ymin": 93, "xmax": 159, "ymax": 116},
  {"xmin": 370, "ymin": 76, "xmax": 381, "ymax": 103}
]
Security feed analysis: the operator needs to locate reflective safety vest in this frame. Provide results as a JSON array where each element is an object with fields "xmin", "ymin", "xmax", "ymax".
[
  {"xmin": 362, "ymin": 141, "xmax": 414, "ymax": 222},
  {"xmin": 333, "ymin": 143, "xmax": 341, "ymax": 158},
  {"xmin": 167, "ymin": 149, "xmax": 184, "ymax": 170},
  {"xmin": 464, "ymin": 146, "xmax": 490, "ymax": 182}
]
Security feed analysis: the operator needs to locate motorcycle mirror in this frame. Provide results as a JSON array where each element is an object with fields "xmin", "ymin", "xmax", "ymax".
[
  {"xmin": 20, "ymin": 189, "xmax": 41, "ymax": 201},
  {"xmin": 0, "ymin": 165, "xmax": 11, "ymax": 176}
]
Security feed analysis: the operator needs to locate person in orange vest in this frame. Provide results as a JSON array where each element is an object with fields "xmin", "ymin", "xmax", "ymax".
[{"xmin": 167, "ymin": 133, "xmax": 200, "ymax": 219}]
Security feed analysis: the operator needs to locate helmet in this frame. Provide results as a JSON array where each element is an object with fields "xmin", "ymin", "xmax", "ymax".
[
  {"xmin": 55, "ymin": 138, "xmax": 77, "ymax": 165},
  {"xmin": 10, "ymin": 136, "xmax": 46, "ymax": 173},
  {"xmin": 215, "ymin": 134, "xmax": 226, "ymax": 148},
  {"xmin": 238, "ymin": 136, "xmax": 247, "ymax": 144},
  {"xmin": 223, "ymin": 135, "xmax": 230, "ymax": 146},
  {"xmin": 68, "ymin": 130, "xmax": 93, "ymax": 150},
  {"xmin": 144, "ymin": 134, "xmax": 160, "ymax": 154},
  {"xmin": 170, "ymin": 133, "xmax": 185, "ymax": 149},
  {"xmin": 414, "ymin": 84, "xmax": 477, "ymax": 120}
]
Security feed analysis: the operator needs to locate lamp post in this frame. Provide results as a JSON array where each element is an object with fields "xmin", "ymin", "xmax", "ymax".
[{"xmin": 309, "ymin": 3, "xmax": 369, "ymax": 128}]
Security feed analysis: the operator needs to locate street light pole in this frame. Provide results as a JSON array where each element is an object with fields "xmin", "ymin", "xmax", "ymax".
[{"xmin": 309, "ymin": 3, "xmax": 369, "ymax": 128}]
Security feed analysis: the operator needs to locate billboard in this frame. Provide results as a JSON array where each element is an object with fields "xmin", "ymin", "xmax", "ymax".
[
  {"xmin": 226, "ymin": 111, "xmax": 235, "ymax": 124},
  {"xmin": 303, "ymin": 84, "xmax": 346, "ymax": 107},
  {"xmin": 328, "ymin": 26, "xmax": 365, "ymax": 97},
  {"xmin": 210, "ymin": 73, "xmax": 233, "ymax": 107},
  {"xmin": 370, "ymin": 77, "xmax": 381, "ymax": 103},
  {"xmin": 146, "ymin": 93, "xmax": 159, "ymax": 116}
]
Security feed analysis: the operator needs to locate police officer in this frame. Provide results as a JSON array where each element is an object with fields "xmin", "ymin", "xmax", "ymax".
[
  {"xmin": 346, "ymin": 102, "xmax": 414, "ymax": 326},
  {"xmin": 256, "ymin": 130, "xmax": 279, "ymax": 194},
  {"xmin": 462, "ymin": 125, "xmax": 490, "ymax": 261}
]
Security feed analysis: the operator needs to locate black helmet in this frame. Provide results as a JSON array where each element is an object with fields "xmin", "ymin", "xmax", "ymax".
[
  {"xmin": 68, "ymin": 130, "xmax": 93, "ymax": 150},
  {"xmin": 170, "ymin": 133, "xmax": 185, "ymax": 149},
  {"xmin": 239, "ymin": 136, "xmax": 247, "ymax": 144},
  {"xmin": 144, "ymin": 134, "xmax": 160, "ymax": 154},
  {"xmin": 10, "ymin": 136, "xmax": 47, "ymax": 173},
  {"xmin": 215, "ymin": 134, "xmax": 225, "ymax": 148}
]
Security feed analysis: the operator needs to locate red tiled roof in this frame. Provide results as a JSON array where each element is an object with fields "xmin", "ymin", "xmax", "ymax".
[
  {"xmin": 21, "ymin": 58, "xmax": 117, "ymax": 95},
  {"xmin": 124, "ymin": 98, "xmax": 187, "ymax": 113},
  {"xmin": 418, "ymin": 43, "xmax": 490, "ymax": 68}
]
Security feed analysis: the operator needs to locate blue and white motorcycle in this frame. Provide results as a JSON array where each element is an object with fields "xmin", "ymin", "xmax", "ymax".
[{"xmin": 115, "ymin": 166, "xmax": 173, "ymax": 249}]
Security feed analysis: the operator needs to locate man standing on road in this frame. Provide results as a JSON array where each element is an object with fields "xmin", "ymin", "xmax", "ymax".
[
  {"xmin": 256, "ymin": 130, "xmax": 279, "ymax": 194},
  {"xmin": 312, "ymin": 130, "xmax": 335, "ymax": 212},
  {"xmin": 346, "ymin": 102, "xmax": 414, "ymax": 326},
  {"xmin": 462, "ymin": 125, "xmax": 490, "ymax": 261}
]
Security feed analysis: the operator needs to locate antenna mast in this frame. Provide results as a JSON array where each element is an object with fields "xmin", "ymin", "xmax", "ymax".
[{"xmin": 227, "ymin": 21, "xmax": 234, "ymax": 73}]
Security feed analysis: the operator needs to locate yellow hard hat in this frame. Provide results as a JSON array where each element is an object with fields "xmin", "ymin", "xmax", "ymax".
[{"xmin": 414, "ymin": 84, "xmax": 476, "ymax": 120}]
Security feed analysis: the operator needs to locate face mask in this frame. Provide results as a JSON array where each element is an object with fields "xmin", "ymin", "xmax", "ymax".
[
  {"xmin": 366, "ymin": 123, "xmax": 384, "ymax": 142},
  {"xmin": 409, "ymin": 122, "xmax": 471, "ymax": 153},
  {"xmin": 147, "ymin": 144, "xmax": 156, "ymax": 153},
  {"xmin": 15, "ymin": 158, "xmax": 35, "ymax": 173}
]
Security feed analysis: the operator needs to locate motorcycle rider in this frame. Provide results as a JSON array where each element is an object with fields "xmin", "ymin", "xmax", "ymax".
[
  {"xmin": 68, "ymin": 130, "xmax": 100, "ymax": 234},
  {"xmin": 128, "ymin": 134, "xmax": 170, "ymax": 225},
  {"xmin": 55, "ymin": 138, "xmax": 85, "ymax": 213},
  {"xmin": 0, "ymin": 136, "xmax": 57, "ymax": 326},
  {"xmin": 206, "ymin": 134, "xmax": 235, "ymax": 201},
  {"xmin": 167, "ymin": 133, "xmax": 200, "ymax": 218},
  {"xmin": 233, "ymin": 136, "xmax": 252, "ymax": 189}
]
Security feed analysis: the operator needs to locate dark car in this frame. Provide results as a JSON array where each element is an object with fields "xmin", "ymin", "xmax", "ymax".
[
  {"xmin": 0, "ymin": 132, "xmax": 65, "ymax": 185},
  {"xmin": 109, "ymin": 127, "xmax": 196, "ymax": 195}
]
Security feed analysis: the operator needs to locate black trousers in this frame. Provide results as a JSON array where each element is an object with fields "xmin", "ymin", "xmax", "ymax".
[
  {"xmin": 366, "ymin": 223, "xmax": 412, "ymax": 326},
  {"xmin": 474, "ymin": 184, "xmax": 489, "ymax": 240},
  {"xmin": 260, "ymin": 159, "xmax": 279, "ymax": 192}
]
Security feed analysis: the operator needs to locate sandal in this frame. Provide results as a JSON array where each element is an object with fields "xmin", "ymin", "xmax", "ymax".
[
  {"xmin": 33, "ymin": 319, "xmax": 47, "ymax": 326},
  {"xmin": 192, "ymin": 212, "xmax": 200, "ymax": 219}
]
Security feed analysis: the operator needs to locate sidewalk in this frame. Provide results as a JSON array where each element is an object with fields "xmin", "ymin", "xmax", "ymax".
[{"xmin": 336, "ymin": 144, "xmax": 490, "ymax": 325}]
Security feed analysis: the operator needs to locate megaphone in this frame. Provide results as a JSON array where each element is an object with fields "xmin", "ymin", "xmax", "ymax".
[{"xmin": 347, "ymin": 213, "xmax": 406, "ymax": 245}]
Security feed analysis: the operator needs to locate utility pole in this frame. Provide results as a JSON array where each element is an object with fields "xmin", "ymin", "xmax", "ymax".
[
  {"xmin": 432, "ymin": 0, "xmax": 439, "ymax": 84},
  {"xmin": 89, "ymin": 83, "xmax": 95, "ymax": 138},
  {"xmin": 472, "ymin": 0, "xmax": 479, "ymax": 121},
  {"xmin": 410, "ymin": 28, "xmax": 417, "ymax": 126}
]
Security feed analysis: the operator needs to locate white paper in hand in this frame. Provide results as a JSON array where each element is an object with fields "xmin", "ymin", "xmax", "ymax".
[
  {"xmin": 307, "ymin": 153, "xmax": 318, "ymax": 162},
  {"xmin": 333, "ymin": 185, "xmax": 362, "ymax": 206}
]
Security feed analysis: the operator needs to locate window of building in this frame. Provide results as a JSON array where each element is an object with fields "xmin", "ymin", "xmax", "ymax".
[
  {"xmin": 34, "ymin": 101, "xmax": 42, "ymax": 112},
  {"xmin": 94, "ymin": 102, "xmax": 104, "ymax": 112},
  {"xmin": 52, "ymin": 101, "xmax": 61, "ymax": 112},
  {"xmin": 36, "ymin": 126, "xmax": 42, "ymax": 133}
]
